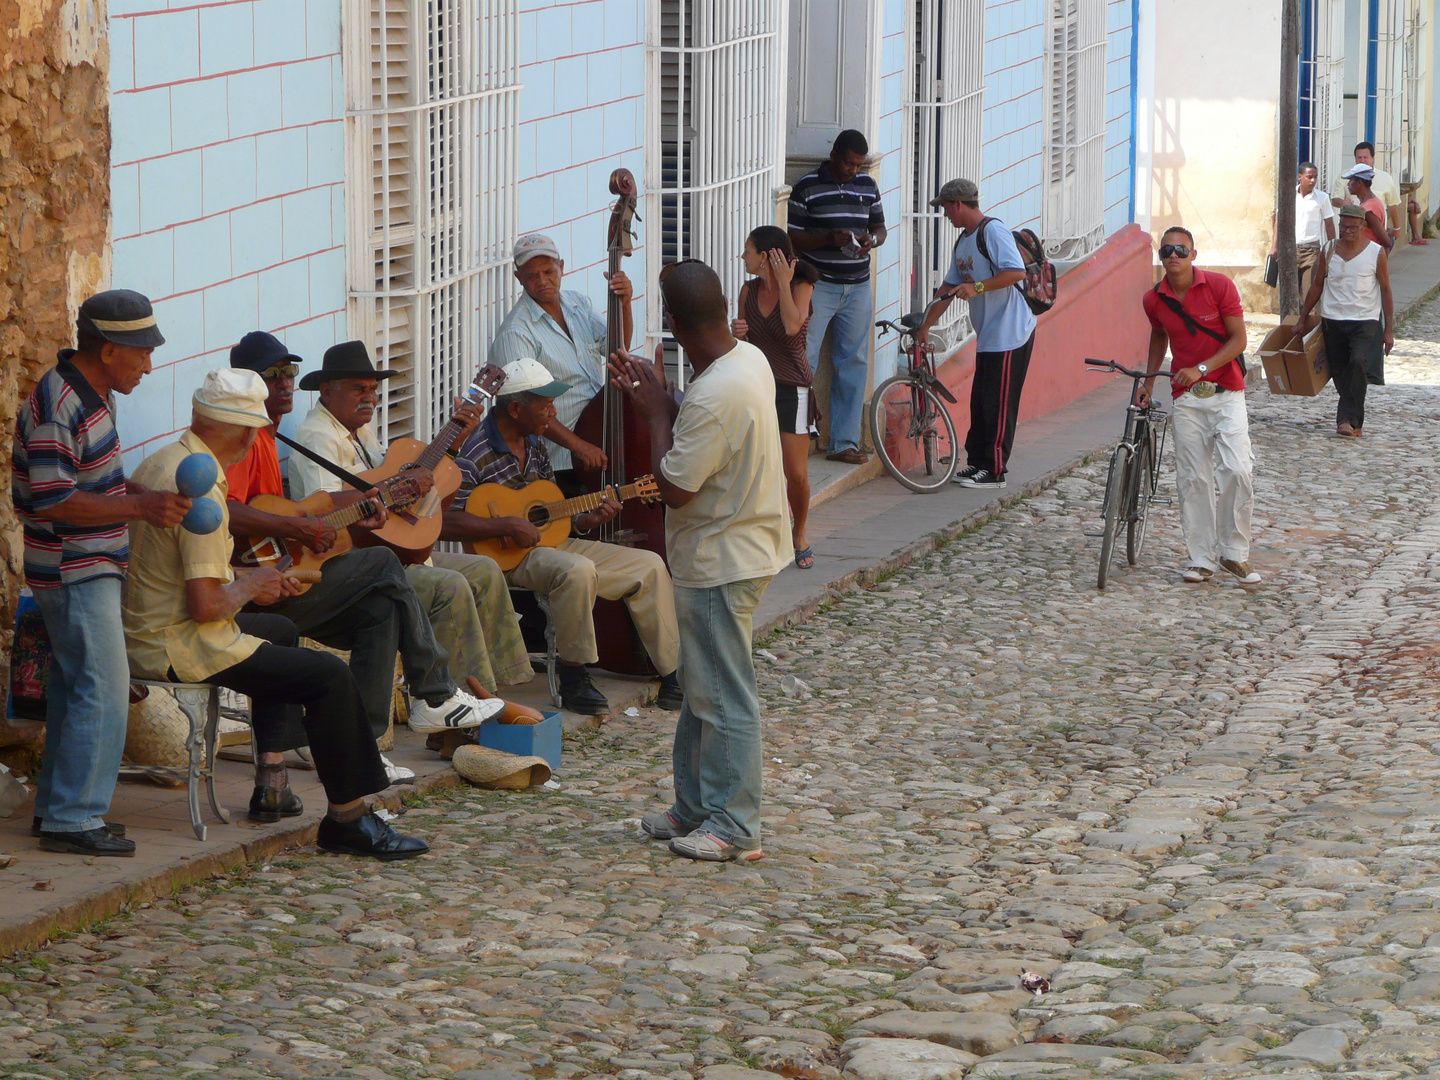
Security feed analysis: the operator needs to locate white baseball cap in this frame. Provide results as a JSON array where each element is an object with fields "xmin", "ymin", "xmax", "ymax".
[
  {"xmin": 512, "ymin": 233, "xmax": 562, "ymax": 268},
  {"xmin": 1341, "ymin": 163, "xmax": 1375, "ymax": 181},
  {"xmin": 193, "ymin": 368, "xmax": 271, "ymax": 428},
  {"xmin": 501, "ymin": 358, "xmax": 569, "ymax": 397}
]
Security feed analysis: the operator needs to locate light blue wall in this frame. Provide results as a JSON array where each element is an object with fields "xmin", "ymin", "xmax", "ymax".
[
  {"xmin": 981, "ymin": 0, "xmax": 1048, "ymax": 231},
  {"xmin": 514, "ymin": 0, "xmax": 648, "ymax": 339},
  {"xmin": 1104, "ymin": 0, "xmax": 1135, "ymax": 236},
  {"xmin": 110, "ymin": 0, "xmax": 347, "ymax": 470}
]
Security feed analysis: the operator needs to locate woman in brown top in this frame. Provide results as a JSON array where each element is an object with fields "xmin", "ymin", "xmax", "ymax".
[{"xmin": 730, "ymin": 226, "xmax": 818, "ymax": 568}]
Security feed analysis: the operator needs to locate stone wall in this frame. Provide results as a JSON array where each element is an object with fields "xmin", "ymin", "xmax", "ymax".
[{"xmin": 0, "ymin": 0, "xmax": 109, "ymax": 766}]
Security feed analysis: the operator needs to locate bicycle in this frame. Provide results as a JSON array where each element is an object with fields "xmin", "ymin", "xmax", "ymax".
[
  {"xmin": 1084, "ymin": 358, "xmax": 1173, "ymax": 589},
  {"xmin": 869, "ymin": 302, "xmax": 959, "ymax": 493}
]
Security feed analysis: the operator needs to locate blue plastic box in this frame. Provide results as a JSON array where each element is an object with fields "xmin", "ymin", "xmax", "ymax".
[{"xmin": 477, "ymin": 709, "xmax": 562, "ymax": 771}]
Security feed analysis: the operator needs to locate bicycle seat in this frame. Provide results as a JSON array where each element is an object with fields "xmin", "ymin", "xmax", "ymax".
[{"xmin": 898, "ymin": 311, "xmax": 925, "ymax": 330}]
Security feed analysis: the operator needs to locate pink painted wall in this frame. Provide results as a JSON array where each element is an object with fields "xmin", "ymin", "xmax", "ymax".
[{"xmin": 879, "ymin": 225, "xmax": 1154, "ymax": 468}]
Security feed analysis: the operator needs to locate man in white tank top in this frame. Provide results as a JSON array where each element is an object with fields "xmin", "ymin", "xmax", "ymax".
[{"xmin": 1295, "ymin": 204, "xmax": 1393, "ymax": 437}]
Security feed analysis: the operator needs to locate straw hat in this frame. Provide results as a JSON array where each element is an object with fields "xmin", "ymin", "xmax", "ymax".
[{"xmin": 452, "ymin": 744, "xmax": 552, "ymax": 790}]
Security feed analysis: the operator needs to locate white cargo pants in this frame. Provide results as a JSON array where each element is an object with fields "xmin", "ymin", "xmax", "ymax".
[{"xmin": 1170, "ymin": 388, "xmax": 1254, "ymax": 570}]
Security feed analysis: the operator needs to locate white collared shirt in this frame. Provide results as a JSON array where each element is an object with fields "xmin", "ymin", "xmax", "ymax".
[{"xmin": 288, "ymin": 402, "xmax": 383, "ymax": 499}]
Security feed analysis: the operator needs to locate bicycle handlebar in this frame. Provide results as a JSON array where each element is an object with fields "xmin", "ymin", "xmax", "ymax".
[{"xmin": 1085, "ymin": 358, "xmax": 1174, "ymax": 381}]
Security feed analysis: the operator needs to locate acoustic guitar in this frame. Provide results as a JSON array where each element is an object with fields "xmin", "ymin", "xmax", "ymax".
[
  {"xmin": 464, "ymin": 476, "xmax": 663, "ymax": 572},
  {"xmin": 351, "ymin": 363, "xmax": 508, "ymax": 564},
  {"xmin": 232, "ymin": 476, "xmax": 427, "ymax": 594}
]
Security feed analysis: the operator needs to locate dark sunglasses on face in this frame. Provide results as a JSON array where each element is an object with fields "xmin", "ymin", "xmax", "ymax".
[
  {"xmin": 260, "ymin": 362, "xmax": 299, "ymax": 381},
  {"xmin": 1158, "ymin": 244, "xmax": 1191, "ymax": 259}
]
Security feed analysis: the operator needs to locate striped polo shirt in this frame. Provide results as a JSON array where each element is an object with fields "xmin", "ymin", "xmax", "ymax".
[
  {"xmin": 13, "ymin": 353, "xmax": 129, "ymax": 589},
  {"xmin": 788, "ymin": 164, "xmax": 886, "ymax": 285}
]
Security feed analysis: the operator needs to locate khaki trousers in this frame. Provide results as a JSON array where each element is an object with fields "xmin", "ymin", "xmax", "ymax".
[
  {"xmin": 504, "ymin": 538, "xmax": 680, "ymax": 674},
  {"xmin": 409, "ymin": 554, "xmax": 533, "ymax": 691},
  {"xmin": 1297, "ymin": 243, "xmax": 1321, "ymax": 303}
]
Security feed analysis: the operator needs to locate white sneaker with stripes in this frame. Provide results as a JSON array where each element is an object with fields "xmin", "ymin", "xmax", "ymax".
[{"xmin": 407, "ymin": 689, "xmax": 503, "ymax": 733}]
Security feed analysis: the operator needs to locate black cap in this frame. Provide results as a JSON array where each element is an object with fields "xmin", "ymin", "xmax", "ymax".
[
  {"xmin": 78, "ymin": 289, "xmax": 165, "ymax": 349},
  {"xmin": 297, "ymin": 340, "xmax": 396, "ymax": 391},
  {"xmin": 231, "ymin": 330, "xmax": 302, "ymax": 374}
]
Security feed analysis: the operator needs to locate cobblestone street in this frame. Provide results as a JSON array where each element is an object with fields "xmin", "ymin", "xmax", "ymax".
[{"xmin": 5, "ymin": 296, "xmax": 1440, "ymax": 1080}]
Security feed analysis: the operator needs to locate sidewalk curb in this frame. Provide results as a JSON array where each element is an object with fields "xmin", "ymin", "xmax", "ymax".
[{"xmin": 755, "ymin": 435, "xmax": 1114, "ymax": 641}]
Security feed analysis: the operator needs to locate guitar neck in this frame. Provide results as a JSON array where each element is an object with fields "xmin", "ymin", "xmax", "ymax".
[
  {"xmin": 548, "ymin": 481, "xmax": 648, "ymax": 520},
  {"xmin": 323, "ymin": 488, "xmax": 396, "ymax": 529},
  {"xmin": 413, "ymin": 418, "xmax": 464, "ymax": 473}
]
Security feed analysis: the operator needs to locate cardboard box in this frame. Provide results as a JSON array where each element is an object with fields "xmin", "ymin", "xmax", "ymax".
[
  {"xmin": 478, "ymin": 709, "xmax": 562, "ymax": 771},
  {"xmin": 1259, "ymin": 315, "xmax": 1328, "ymax": 396}
]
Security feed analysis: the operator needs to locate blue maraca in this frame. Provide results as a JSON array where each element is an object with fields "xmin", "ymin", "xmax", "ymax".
[
  {"xmin": 181, "ymin": 497, "xmax": 223, "ymax": 535},
  {"xmin": 175, "ymin": 452, "xmax": 219, "ymax": 498}
]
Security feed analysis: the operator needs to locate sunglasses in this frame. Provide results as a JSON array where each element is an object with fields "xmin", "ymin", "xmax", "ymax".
[
  {"xmin": 260, "ymin": 362, "xmax": 299, "ymax": 381},
  {"xmin": 1158, "ymin": 244, "xmax": 1192, "ymax": 259}
]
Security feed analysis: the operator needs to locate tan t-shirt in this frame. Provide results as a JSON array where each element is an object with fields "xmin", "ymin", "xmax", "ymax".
[
  {"xmin": 123, "ymin": 431, "xmax": 262, "ymax": 682},
  {"xmin": 661, "ymin": 341, "xmax": 792, "ymax": 588}
]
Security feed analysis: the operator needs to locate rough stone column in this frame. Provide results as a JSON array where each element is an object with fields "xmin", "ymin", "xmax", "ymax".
[{"xmin": 0, "ymin": 0, "xmax": 110, "ymax": 769}]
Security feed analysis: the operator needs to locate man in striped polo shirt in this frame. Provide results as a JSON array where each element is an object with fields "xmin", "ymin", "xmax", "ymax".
[
  {"xmin": 788, "ymin": 129, "xmax": 887, "ymax": 465},
  {"xmin": 13, "ymin": 290, "xmax": 191, "ymax": 856}
]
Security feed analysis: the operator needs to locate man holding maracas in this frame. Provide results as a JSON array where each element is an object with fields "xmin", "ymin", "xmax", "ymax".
[{"xmin": 13, "ymin": 290, "xmax": 191, "ymax": 857}]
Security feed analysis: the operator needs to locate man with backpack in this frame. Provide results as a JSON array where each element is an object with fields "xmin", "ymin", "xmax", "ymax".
[
  {"xmin": 915, "ymin": 178, "xmax": 1042, "ymax": 489},
  {"xmin": 1138, "ymin": 226, "xmax": 1259, "ymax": 586}
]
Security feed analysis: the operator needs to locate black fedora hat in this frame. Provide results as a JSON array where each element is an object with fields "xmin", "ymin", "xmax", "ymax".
[{"xmin": 297, "ymin": 340, "xmax": 396, "ymax": 391}]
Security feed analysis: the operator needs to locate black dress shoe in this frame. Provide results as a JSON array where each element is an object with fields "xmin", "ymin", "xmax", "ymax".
[
  {"xmin": 248, "ymin": 785, "xmax": 304, "ymax": 823},
  {"xmin": 31, "ymin": 817, "xmax": 126, "ymax": 838},
  {"xmin": 558, "ymin": 665, "xmax": 609, "ymax": 715},
  {"xmin": 38, "ymin": 827, "xmax": 136, "ymax": 857},
  {"xmin": 316, "ymin": 812, "xmax": 429, "ymax": 860},
  {"xmin": 656, "ymin": 672, "xmax": 683, "ymax": 710}
]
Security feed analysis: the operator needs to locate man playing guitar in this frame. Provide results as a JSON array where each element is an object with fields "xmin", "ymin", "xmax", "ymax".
[
  {"xmin": 439, "ymin": 358, "xmax": 681, "ymax": 716},
  {"xmin": 281, "ymin": 341, "xmax": 535, "ymax": 705},
  {"xmin": 222, "ymin": 334, "xmax": 507, "ymax": 791}
]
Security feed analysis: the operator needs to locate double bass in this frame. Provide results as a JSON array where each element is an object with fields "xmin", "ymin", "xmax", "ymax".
[{"xmin": 572, "ymin": 168, "xmax": 667, "ymax": 676}]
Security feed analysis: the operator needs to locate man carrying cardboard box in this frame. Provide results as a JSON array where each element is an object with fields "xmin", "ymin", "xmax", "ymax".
[
  {"xmin": 1294, "ymin": 204, "xmax": 1394, "ymax": 438},
  {"xmin": 1138, "ymin": 227, "xmax": 1258, "ymax": 586}
]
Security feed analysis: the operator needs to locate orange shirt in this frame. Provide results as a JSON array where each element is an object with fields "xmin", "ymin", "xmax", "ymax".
[{"xmin": 225, "ymin": 426, "xmax": 283, "ymax": 503}]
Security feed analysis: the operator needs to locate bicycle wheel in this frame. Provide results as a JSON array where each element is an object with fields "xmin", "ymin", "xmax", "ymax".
[
  {"xmin": 869, "ymin": 375, "xmax": 959, "ymax": 493},
  {"xmin": 1126, "ymin": 425, "xmax": 1155, "ymax": 565},
  {"xmin": 1097, "ymin": 443, "xmax": 1131, "ymax": 590}
]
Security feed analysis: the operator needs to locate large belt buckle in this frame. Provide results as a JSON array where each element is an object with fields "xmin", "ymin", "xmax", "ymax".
[{"xmin": 1190, "ymin": 380, "xmax": 1217, "ymax": 399}]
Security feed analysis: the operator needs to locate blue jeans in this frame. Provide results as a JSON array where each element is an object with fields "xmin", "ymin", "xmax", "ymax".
[
  {"xmin": 31, "ymin": 575, "xmax": 130, "ymax": 833},
  {"xmin": 668, "ymin": 576, "xmax": 773, "ymax": 849},
  {"xmin": 807, "ymin": 279, "xmax": 874, "ymax": 452}
]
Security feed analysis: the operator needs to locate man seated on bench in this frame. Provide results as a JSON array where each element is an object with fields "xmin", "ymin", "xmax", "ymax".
[
  {"xmin": 122, "ymin": 369, "xmax": 428, "ymax": 860},
  {"xmin": 438, "ymin": 358, "xmax": 682, "ymax": 715}
]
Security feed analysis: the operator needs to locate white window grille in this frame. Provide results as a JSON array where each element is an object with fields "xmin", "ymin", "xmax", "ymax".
[
  {"xmin": 1398, "ymin": 0, "xmax": 1425, "ymax": 184},
  {"xmin": 1368, "ymin": 0, "xmax": 1403, "ymax": 174},
  {"xmin": 1299, "ymin": 0, "xmax": 1345, "ymax": 193},
  {"xmin": 343, "ymin": 0, "xmax": 519, "ymax": 443},
  {"xmin": 646, "ymin": 0, "xmax": 788, "ymax": 388},
  {"xmin": 900, "ymin": 0, "xmax": 984, "ymax": 353},
  {"xmin": 1042, "ymin": 0, "xmax": 1105, "ymax": 262}
]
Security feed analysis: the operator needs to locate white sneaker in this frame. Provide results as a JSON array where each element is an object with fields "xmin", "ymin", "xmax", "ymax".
[
  {"xmin": 381, "ymin": 754, "xmax": 415, "ymax": 784},
  {"xmin": 407, "ymin": 689, "xmax": 504, "ymax": 733}
]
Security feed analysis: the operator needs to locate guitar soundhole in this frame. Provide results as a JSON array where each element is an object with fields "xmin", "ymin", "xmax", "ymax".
[{"xmin": 528, "ymin": 507, "xmax": 551, "ymax": 528}]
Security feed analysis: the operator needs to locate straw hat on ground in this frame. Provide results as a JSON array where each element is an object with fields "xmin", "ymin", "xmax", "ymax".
[{"xmin": 452, "ymin": 744, "xmax": 552, "ymax": 790}]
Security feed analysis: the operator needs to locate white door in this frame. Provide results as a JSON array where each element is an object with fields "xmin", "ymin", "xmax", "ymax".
[{"xmin": 786, "ymin": 0, "xmax": 877, "ymax": 159}]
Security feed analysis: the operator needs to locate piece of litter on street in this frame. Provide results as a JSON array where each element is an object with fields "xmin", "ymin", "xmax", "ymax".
[
  {"xmin": 779, "ymin": 674, "xmax": 811, "ymax": 696},
  {"xmin": 772, "ymin": 757, "xmax": 783, "ymax": 763},
  {"xmin": 624, "ymin": 707, "xmax": 641, "ymax": 717},
  {"xmin": 543, "ymin": 780, "xmax": 561, "ymax": 790},
  {"xmin": 33, "ymin": 879, "xmax": 52, "ymax": 891},
  {"xmin": 756, "ymin": 649, "xmax": 779, "ymax": 663},
  {"xmin": 374, "ymin": 808, "xmax": 397, "ymax": 822},
  {"xmin": 0, "ymin": 854, "xmax": 15, "ymax": 869}
]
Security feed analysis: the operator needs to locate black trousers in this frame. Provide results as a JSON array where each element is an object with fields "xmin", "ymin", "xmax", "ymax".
[
  {"xmin": 1321, "ymin": 317, "xmax": 1377, "ymax": 430},
  {"xmin": 1365, "ymin": 311, "xmax": 1387, "ymax": 385},
  {"xmin": 206, "ymin": 614, "xmax": 388, "ymax": 806},
  {"xmin": 966, "ymin": 330, "xmax": 1036, "ymax": 476}
]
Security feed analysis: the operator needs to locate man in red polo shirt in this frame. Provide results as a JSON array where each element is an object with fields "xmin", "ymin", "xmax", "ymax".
[{"xmin": 1139, "ymin": 227, "xmax": 1260, "ymax": 585}]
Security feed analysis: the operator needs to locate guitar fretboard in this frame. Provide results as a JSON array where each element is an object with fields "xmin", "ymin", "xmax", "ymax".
[{"xmin": 544, "ymin": 482, "xmax": 650, "ymax": 520}]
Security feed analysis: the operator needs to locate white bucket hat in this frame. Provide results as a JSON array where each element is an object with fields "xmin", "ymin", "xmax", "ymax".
[{"xmin": 193, "ymin": 368, "xmax": 271, "ymax": 428}]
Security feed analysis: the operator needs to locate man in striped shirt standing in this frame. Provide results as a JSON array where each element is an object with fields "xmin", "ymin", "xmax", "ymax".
[
  {"xmin": 789, "ymin": 130, "xmax": 887, "ymax": 465},
  {"xmin": 12, "ymin": 290, "xmax": 191, "ymax": 856}
]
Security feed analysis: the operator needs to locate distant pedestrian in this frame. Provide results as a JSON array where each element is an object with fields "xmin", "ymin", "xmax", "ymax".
[
  {"xmin": 788, "ymin": 130, "xmax": 887, "ymax": 466},
  {"xmin": 1340, "ymin": 163, "xmax": 1392, "ymax": 386},
  {"xmin": 915, "ymin": 177, "xmax": 1038, "ymax": 490},
  {"xmin": 731, "ymin": 226, "xmax": 818, "ymax": 569},
  {"xmin": 1139, "ymin": 228, "xmax": 1259, "ymax": 585},
  {"xmin": 1294, "ymin": 204, "xmax": 1394, "ymax": 438},
  {"xmin": 1270, "ymin": 162, "xmax": 1334, "ymax": 300}
]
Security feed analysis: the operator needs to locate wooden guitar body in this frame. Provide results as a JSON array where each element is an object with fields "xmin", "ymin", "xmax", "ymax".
[
  {"xmin": 463, "ymin": 479, "xmax": 572, "ymax": 571},
  {"xmin": 240, "ymin": 492, "xmax": 353, "ymax": 594},
  {"xmin": 350, "ymin": 439, "xmax": 463, "ymax": 561}
]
